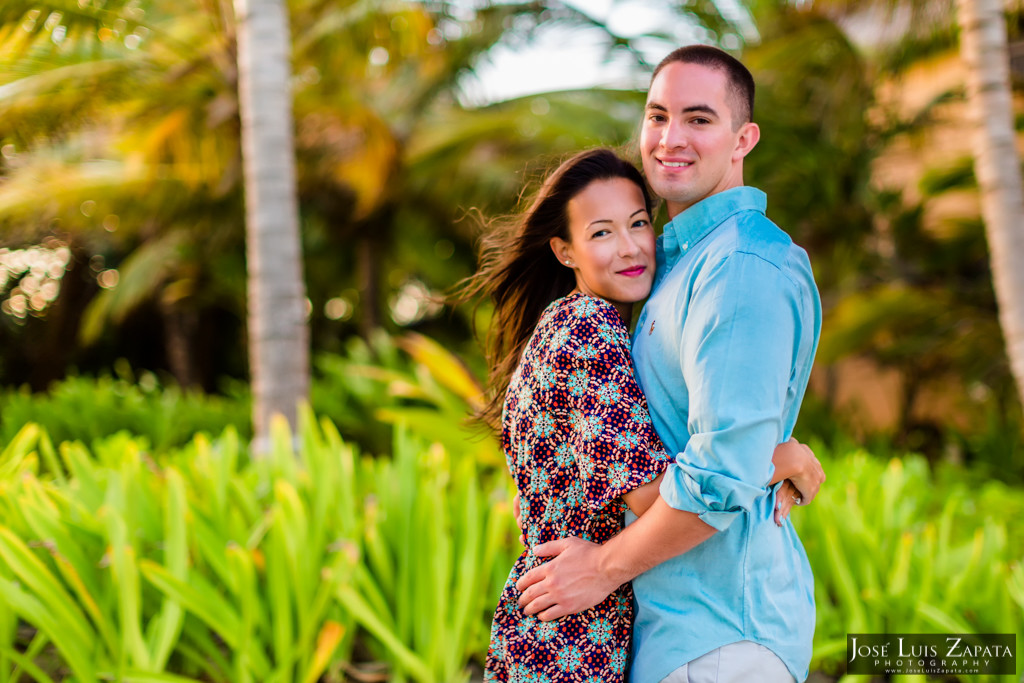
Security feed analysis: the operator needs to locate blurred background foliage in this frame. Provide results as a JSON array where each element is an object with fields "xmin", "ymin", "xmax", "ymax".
[
  {"xmin": 0, "ymin": 346, "xmax": 1021, "ymax": 681},
  {"xmin": 0, "ymin": 0, "xmax": 1020, "ymax": 479}
]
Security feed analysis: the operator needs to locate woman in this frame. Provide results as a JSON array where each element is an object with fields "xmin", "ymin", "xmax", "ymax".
[{"xmin": 462, "ymin": 149, "xmax": 821, "ymax": 682}]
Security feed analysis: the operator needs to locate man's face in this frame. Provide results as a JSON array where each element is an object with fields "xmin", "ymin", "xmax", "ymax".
[{"xmin": 640, "ymin": 61, "xmax": 759, "ymax": 218}]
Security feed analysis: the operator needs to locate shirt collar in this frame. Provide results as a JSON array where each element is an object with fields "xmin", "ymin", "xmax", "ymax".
[{"xmin": 658, "ymin": 186, "xmax": 767, "ymax": 269}]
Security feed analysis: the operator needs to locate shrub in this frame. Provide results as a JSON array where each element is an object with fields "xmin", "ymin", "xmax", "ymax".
[{"xmin": 0, "ymin": 411, "xmax": 516, "ymax": 683}]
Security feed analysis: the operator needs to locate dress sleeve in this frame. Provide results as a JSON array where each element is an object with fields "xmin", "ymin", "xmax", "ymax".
[{"xmin": 555, "ymin": 297, "xmax": 667, "ymax": 511}]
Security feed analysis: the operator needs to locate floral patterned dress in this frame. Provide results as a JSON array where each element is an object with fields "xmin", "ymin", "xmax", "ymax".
[{"xmin": 484, "ymin": 292, "xmax": 669, "ymax": 683}]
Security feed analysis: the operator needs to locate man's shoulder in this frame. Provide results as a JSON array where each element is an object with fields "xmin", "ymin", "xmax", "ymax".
[
  {"xmin": 711, "ymin": 210, "xmax": 796, "ymax": 261},
  {"xmin": 697, "ymin": 208, "xmax": 813, "ymax": 289}
]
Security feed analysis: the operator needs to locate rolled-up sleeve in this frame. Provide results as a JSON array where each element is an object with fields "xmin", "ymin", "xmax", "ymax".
[{"xmin": 659, "ymin": 251, "xmax": 801, "ymax": 531}]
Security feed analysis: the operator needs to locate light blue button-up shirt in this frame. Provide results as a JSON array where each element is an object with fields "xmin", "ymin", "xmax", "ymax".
[{"xmin": 627, "ymin": 186, "xmax": 821, "ymax": 683}]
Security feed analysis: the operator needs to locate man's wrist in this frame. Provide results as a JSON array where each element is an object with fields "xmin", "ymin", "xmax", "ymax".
[{"xmin": 597, "ymin": 533, "xmax": 637, "ymax": 587}]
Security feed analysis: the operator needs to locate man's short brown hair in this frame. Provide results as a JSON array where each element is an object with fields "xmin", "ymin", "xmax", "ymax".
[{"xmin": 652, "ymin": 45, "xmax": 755, "ymax": 128}]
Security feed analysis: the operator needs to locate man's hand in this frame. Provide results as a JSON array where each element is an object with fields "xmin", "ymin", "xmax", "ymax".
[{"xmin": 515, "ymin": 536, "xmax": 621, "ymax": 621}]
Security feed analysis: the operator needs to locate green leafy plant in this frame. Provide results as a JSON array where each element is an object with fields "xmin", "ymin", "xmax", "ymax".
[
  {"xmin": 0, "ymin": 397, "xmax": 515, "ymax": 682},
  {"xmin": 0, "ymin": 415, "xmax": 359, "ymax": 682},
  {"xmin": 0, "ymin": 369, "xmax": 251, "ymax": 453},
  {"xmin": 336, "ymin": 426, "xmax": 516, "ymax": 683},
  {"xmin": 795, "ymin": 446, "xmax": 1024, "ymax": 681}
]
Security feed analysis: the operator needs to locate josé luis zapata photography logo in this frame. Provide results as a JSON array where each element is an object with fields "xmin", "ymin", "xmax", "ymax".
[{"xmin": 847, "ymin": 633, "xmax": 1017, "ymax": 676}]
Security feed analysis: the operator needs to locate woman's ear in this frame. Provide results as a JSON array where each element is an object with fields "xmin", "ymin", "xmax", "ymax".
[{"xmin": 550, "ymin": 237, "xmax": 574, "ymax": 267}]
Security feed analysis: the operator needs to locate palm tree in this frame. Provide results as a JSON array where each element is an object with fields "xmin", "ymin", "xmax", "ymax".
[
  {"xmin": 0, "ymin": 0, "xmax": 252, "ymax": 389},
  {"xmin": 233, "ymin": 0, "xmax": 308, "ymax": 439},
  {"xmin": 956, "ymin": 0, "xmax": 1024, "ymax": 408},
  {"xmin": 1, "ymin": 0, "xmax": 687, "ymax": 414}
]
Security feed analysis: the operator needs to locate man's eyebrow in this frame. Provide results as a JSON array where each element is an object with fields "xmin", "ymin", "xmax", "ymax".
[
  {"xmin": 683, "ymin": 104, "xmax": 718, "ymax": 117},
  {"xmin": 644, "ymin": 102, "xmax": 719, "ymax": 118}
]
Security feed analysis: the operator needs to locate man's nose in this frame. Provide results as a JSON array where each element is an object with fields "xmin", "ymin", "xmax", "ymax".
[{"xmin": 661, "ymin": 119, "xmax": 688, "ymax": 150}]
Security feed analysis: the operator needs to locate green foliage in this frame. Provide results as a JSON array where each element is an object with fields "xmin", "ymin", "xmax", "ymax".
[
  {"xmin": 795, "ymin": 447, "xmax": 1024, "ymax": 680},
  {"xmin": 0, "ymin": 0, "xmax": 658, "ymax": 388},
  {"xmin": 0, "ymin": 331, "xmax": 490, "ymax": 460},
  {"xmin": 744, "ymin": 4, "xmax": 876, "ymax": 285},
  {"xmin": 0, "ymin": 367, "xmax": 251, "ymax": 453},
  {"xmin": 1, "ymin": 378, "xmax": 1024, "ymax": 680},
  {"xmin": 311, "ymin": 330, "xmax": 493, "ymax": 460},
  {"xmin": 0, "ymin": 409, "xmax": 515, "ymax": 682},
  {"xmin": 338, "ymin": 428, "xmax": 517, "ymax": 682}
]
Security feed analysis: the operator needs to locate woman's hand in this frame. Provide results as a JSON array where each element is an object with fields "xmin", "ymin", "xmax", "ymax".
[
  {"xmin": 769, "ymin": 437, "xmax": 825, "ymax": 525},
  {"xmin": 774, "ymin": 479, "xmax": 802, "ymax": 526},
  {"xmin": 513, "ymin": 492, "xmax": 526, "ymax": 546},
  {"xmin": 782, "ymin": 437, "xmax": 825, "ymax": 505}
]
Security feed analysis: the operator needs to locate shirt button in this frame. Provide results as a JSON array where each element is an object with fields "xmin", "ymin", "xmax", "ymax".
[{"xmin": 682, "ymin": 242, "xmax": 689, "ymax": 250}]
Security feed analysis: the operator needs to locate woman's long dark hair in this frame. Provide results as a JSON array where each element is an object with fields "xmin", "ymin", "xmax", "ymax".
[{"xmin": 456, "ymin": 148, "xmax": 652, "ymax": 430}]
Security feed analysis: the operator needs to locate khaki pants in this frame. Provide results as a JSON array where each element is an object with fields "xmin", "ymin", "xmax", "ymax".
[{"xmin": 659, "ymin": 640, "xmax": 796, "ymax": 683}]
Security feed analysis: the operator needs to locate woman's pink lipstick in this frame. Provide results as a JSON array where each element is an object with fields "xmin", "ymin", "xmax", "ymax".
[{"xmin": 618, "ymin": 266, "xmax": 647, "ymax": 277}]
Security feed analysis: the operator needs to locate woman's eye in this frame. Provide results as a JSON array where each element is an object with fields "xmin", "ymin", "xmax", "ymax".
[
  {"xmin": 591, "ymin": 229, "xmax": 609, "ymax": 238},
  {"xmin": 632, "ymin": 219, "xmax": 649, "ymax": 228}
]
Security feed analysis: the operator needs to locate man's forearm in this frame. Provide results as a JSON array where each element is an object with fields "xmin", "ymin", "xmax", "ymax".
[{"xmin": 597, "ymin": 495, "xmax": 717, "ymax": 583}]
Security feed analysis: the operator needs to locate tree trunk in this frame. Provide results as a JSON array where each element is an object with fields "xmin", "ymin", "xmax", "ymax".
[
  {"xmin": 159, "ymin": 299, "xmax": 199, "ymax": 389},
  {"xmin": 957, "ymin": 0, "xmax": 1024, "ymax": 408},
  {"xmin": 233, "ymin": 0, "xmax": 309, "ymax": 443}
]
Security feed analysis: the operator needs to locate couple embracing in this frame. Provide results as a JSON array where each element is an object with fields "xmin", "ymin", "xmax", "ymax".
[{"xmin": 463, "ymin": 45, "xmax": 824, "ymax": 683}]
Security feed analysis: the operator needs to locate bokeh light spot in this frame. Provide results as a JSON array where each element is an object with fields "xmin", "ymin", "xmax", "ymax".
[
  {"xmin": 325, "ymin": 297, "xmax": 353, "ymax": 321},
  {"xmin": 98, "ymin": 269, "xmax": 119, "ymax": 289},
  {"xmin": 369, "ymin": 46, "xmax": 390, "ymax": 66}
]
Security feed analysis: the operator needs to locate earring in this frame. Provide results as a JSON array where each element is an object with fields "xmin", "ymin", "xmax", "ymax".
[{"xmin": 565, "ymin": 260, "xmax": 573, "ymax": 266}]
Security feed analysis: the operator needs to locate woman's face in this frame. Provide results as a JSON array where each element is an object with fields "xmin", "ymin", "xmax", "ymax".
[{"xmin": 550, "ymin": 176, "xmax": 656, "ymax": 320}]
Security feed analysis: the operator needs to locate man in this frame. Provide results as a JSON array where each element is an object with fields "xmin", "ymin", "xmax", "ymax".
[{"xmin": 515, "ymin": 45, "xmax": 822, "ymax": 683}]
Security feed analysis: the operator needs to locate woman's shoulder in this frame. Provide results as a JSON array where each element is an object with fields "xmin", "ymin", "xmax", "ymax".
[
  {"xmin": 534, "ymin": 293, "xmax": 631, "ymax": 358},
  {"xmin": 544, "ymin": 292, "xmax": 626, "ymax": 328}
]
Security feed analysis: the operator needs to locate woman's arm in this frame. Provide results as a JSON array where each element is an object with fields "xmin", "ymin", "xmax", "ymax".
[{"xmin": 621, "ymin": 473, "xmax": 664, "ymax": 517}]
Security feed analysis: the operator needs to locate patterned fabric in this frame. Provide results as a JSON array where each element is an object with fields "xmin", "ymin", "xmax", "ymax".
[{"xmin": 484, "ymin": 292, "xmax": 669, "ymax": 682}]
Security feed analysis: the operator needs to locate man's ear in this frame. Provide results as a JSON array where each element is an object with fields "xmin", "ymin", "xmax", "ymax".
[
  {"xmin": 550, "ymin": 237, "xmax": 574, "ymax": 267},
  {"xmin": 733, "ymin": 121, "xmax": 760, "ymax": 161}
]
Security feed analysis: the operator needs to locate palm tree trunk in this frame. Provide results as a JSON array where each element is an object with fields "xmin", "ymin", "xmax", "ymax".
[
  {"xmin": 957, "ymin": 0, "xmax": 1024, "ymax": 407},
  {"xmin": 233, "ymin": 0, "xmax": 309, "ymax": 442}
]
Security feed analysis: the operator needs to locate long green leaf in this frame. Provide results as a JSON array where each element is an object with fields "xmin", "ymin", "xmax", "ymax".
[
  {"xmin": 336, "ymin": 584, "xmax": 432, "ymax": 683},
  {"xmin": 0, "ymin": 527, "xmax": 96, "ymax": 659},
  {"xmin": 139, "ymin": 560, "xmax": 242, "ymax": 649},
  {"xmin": 0, "ymin": 575, "xmax": 95, "ymax": 681},
  {"xmin": 0, "ymin": 423, "xmax": 41, "ymax": 479},
  {"xmin": 147, "ymin": 467, "xmax": 188, "ymax": 671},
  {"xmin": 0, "ymin": 647, "xmax": 57, "ymax": 683}
]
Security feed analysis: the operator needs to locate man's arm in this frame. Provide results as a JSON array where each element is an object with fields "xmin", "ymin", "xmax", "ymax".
[{"xmin": 517, "ymin": 496, "xmax": 714, "ymax": 620}]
